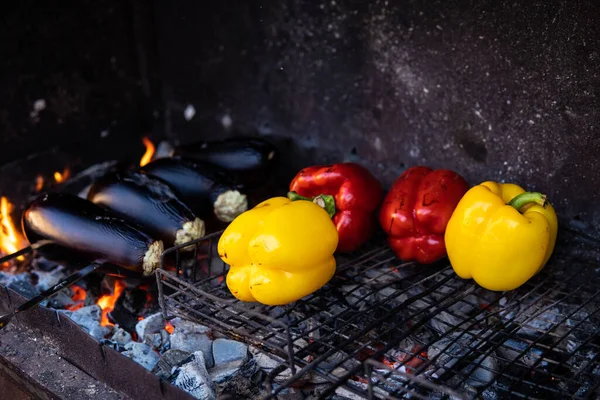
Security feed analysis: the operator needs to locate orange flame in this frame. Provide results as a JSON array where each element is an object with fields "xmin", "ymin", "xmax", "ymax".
[
  {"xmin": 140, "ymin": 137, "xmax": 156, "ymax": 167},
  {"xmin": 97, "ymin": 280, "xmax": 125, "ymax": 326},
  {"xmin": 165, "ymin": 321, "xmax": 175, "ymax": 334},
  {"xmin": 0, "ymin": 197, "xmax": 26, "ymax": 266},
  {"xmin": 66, "ymin": 285, "xmax": 87, "ymax": 311},
  {"xmin": 54, "ymin": 167, "xmax": 71, "ymax": 183},
  {"xmin": 35, "ymin": 176, "xmax": 44, "ymax": 192}
]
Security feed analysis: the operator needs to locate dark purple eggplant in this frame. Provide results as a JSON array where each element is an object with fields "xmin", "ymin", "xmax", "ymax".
[
  {"xmin": 22, "ymin": 192, "xmax": 163, "ymax": 276},
  {"xmin": 87, "ymin": 170, "xmax": 205, "ymax": 249},
  {"xmin": 172, "ymin": 136, "xmax": 278, "ymax": 188},
  {"xmin": 140, "ymin": 157, "xmax": 248, "ymax": 223}
]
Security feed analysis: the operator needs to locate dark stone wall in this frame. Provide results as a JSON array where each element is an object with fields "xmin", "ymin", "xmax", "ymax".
[
  {"xmin": 0, "ymin": 0, "xmax": 160, "ymax": 165},
  {"xmin": 154, "ymin": 0, "xmax": 600, "ymax": 232}
]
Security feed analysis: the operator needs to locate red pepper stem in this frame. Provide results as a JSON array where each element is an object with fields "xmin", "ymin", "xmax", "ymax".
[
  {"xmin": 508, "ymin": 192, "xmax": 547, "ymax": 211},
  {"xmin": 287, "ymin": 191, "xmax": 336, "ymax": 218}
]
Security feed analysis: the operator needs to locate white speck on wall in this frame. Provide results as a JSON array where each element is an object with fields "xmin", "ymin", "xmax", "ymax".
[
  {"xmin": 33, "ymin": 99, "xmax": 46, "ymax": 112},
  {"xmin": 30, "ymin": 99, "xmax": 47, "ymax": 121},
  {"xmin": 409, "ymin": 146, "xmax": 420, "ymax": 158},
  {"xmin": 528, "ymin": 120, "xmax": 535, "ymax": 125},
  {"xmin": 183, "ymin": 104, "xmax": 196, "ymax": 121},
  {"xmin": 100, "ymin": 130, "xmax": 109, "ymax": 138},
  {"xmin": 423, "ymin": 87, "xmax": 429, "ymax": 94},
  {"xmin": 488, "ymin": 124, "xmax": 492, "ymax": 131},
  {"xmin": 373, "ymin": 137, "xmax": 382, "ymax": 151},
  {"xmin": 221, "ymin": 114, "xmax": 233, "ymax": 129}
]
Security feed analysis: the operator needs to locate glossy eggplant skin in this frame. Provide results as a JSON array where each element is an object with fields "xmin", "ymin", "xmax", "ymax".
[
  {"xmin": 140, "ymin": 157, "xmax": 248, "ymax": 222},
  {"xmin": 22, "ymin": 193, "xmax": 163, "ymax": 275},
  {"xmin": 172, "ymin": 136, "xmax": 278, "ymax": 188},
  {"xmin": 87, "ymin": 170, "xmax": 204, "ymax": 248}
]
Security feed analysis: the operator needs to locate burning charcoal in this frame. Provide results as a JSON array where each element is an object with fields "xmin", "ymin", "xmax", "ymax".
[
  {"xmin": 5, "ymin": 273, "xmax": 38, "ymax": 299},
  {"xmin": 159, "ymin": 329, "xmax": 171, "ymax": 351},
  {"xmin": 174, "ymin": 351, "xmax": 216, "ymax": 400},
  {"xmin": 209, "ymin": 360, "xmax": 246, "ymax": 383},
  {"xmin": 249, "ymin": 346, "xmax": 304, "ymax": 384},
  {"xmin": 107, "ymin": 285, "xmax": 149, "ymax": 332},
  {"xmin": 111, "ymin": 327, "xmax": 133, "ymax": 345},
  {"xmin": 32, "ymin": 268, "xmax": 67, "ymax": 291},
  {"xmin": 212, "ymin": 338, "xmax": 248, "ymax": 366},
  {"xmin": 363, "ymin": 265, "xmax": 409, "ymax": 285},
  {"xmin": 122, "ymin": 342, "xmax": 160, "ymax": 371},
  {"xmin": 63, "ymin": 305, "xmax": 112, "ymax": 340},
  {"xmin": 426, "ymin": 331, "xmax": 497, "ymax": 386},
  {"xmin": 30, "ymin": 257, "xmax": 62, "ymax": 272},
  {"xmin": 334, "ymin": 382, "xmax": 370, "ymax": 400},
  {"xmin": 135, "ymin": 312, "xmax": 165, "ymax": 339},
  {"xmin": 152, "ymin": 349, "xmax": 192, "ymax": 380},
  {"xmin": 516, "ymin": 306, "xmax": 561, "ymax": 336},
  {"xmin": 213, "ymin": 359, "xmax": 264, "ymax": 399},
  {"xmin": 46, "ymin": 290, "xmax": 78, "ymax": 309},
  {"xmin": 170, "ymin": 318, "xmax": 214, "ymax": 368},
  {"xmin": 342, "ymin": 285, "xmax": 378, "ymax": 310},
  {"xmin": 268, "ymin": 384, "xmax": 303, "ymax": 400},
  {"xmin": 143, "ymin": 330, "xmax": 170, "ymax": 353},
  {"xmin": 463, "ymin": 354, "xmax": 498, "ymax": 387},
  {"xmin": 154, "ymin": 141, "xmax": 175, "ymax": 159},
  {"xmin": 497, "ymin": 337, "xmax": 546, "ymax": 368}
]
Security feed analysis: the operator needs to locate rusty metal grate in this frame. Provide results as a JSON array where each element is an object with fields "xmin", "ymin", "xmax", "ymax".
[{"xmin": 156, "ymin": 227, "xmax": 600, "ymax": 399}]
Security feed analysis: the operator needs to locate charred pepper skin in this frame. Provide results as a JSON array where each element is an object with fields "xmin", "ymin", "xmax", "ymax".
[
  {"xmin": 444, "ymin": 182, "xmax": 558, "ymax": 292},
  {"xmin": 217, "ymin": 197, "xmax": 338, "ymax": 306},
  {"xmin": 288, "ymin": 163, "xmax": 383, "ymax": 253},
  {"xmin": 379, "ymin": 166, "xmax": 469, "ymax": 264}
]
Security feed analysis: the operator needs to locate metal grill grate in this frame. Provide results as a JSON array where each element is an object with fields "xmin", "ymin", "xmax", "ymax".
[{"xmin": 156, "ymin": 227, "xmax": 600, "ymax": 399}]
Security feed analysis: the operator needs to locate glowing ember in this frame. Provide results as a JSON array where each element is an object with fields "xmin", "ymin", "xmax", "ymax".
[
  {"xmin": 0, "ymin": 196, "xmax": 26, "ymax": 265},
  {"xmin": 54, "ymin": 167, "xmax": 71, "ymax": 183},
  {"xmin": 66, "ymin": 285, "xmax": 87, "ymax": 311},
  {"xmin": 165, "ymin": 321, "xmax": 175, "ymax": 334},
  {"xmin": 35, "ymin": 175, "xmax": 44, "ymax": 192},
  {"xmin": 140, "ymin": 136, "xmax": 156, "ymax": 167},
  {"xmin": 97, "ymin": 280, "xmax": 125, "ymax": 326}
]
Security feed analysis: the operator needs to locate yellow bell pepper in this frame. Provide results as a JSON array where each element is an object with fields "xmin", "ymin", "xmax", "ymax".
[
  {"xmin": 444, "ymin": 181, "xmax": 558, "ymax": 291},
  {"xmin": 217, "ymin": 196, "xmax": 339, "ymax": 305}
]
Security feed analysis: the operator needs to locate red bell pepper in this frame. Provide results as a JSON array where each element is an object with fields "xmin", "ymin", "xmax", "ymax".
[
  {"xmin": 288, "ymin": 162, "xmax": 383, "ymax": 253},
  {"xmin": 379, "ymin": 166, "xmax": 469, "ymax": 264}
]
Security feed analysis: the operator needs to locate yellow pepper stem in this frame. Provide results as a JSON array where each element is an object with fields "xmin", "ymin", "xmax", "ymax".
[
  {"xmin": 508, "ymin": 192, "xmax": 547, "ymax": 211},
  {"xmin": 287, "ymin": 191, "xmax": 336, "ymax": 218}
]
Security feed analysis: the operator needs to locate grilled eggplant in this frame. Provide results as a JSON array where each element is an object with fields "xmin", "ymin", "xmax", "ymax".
[
  {"xmin": 22, "ymin": 192, "xmax": 163, "ymax": 276},
  {"xmin": 172, "ymin": 136, "xmax": 278, "ymax": 188},
  {"xmin": 140, "ymin": 157, "xmax": 248, "ymax": 223},
  {"xmin": 87, "ymin": 170, "xmax": 205, "ymax": 248}
]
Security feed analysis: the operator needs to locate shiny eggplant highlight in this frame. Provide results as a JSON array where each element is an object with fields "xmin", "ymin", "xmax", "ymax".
[
  {"xmin": 87, "ymin": 170, "xmax": 205, "ymax": 248},
  {"xmin": 172, "ymin": 136, "xmax": 278, "ymax": 188},
  {"xmin": 22, "ymin": 192, "xmax": 163, "ymax": 276},
  {"xmin": 140, "ymin": 157, "xmax": 248, "ymax": 223}
]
